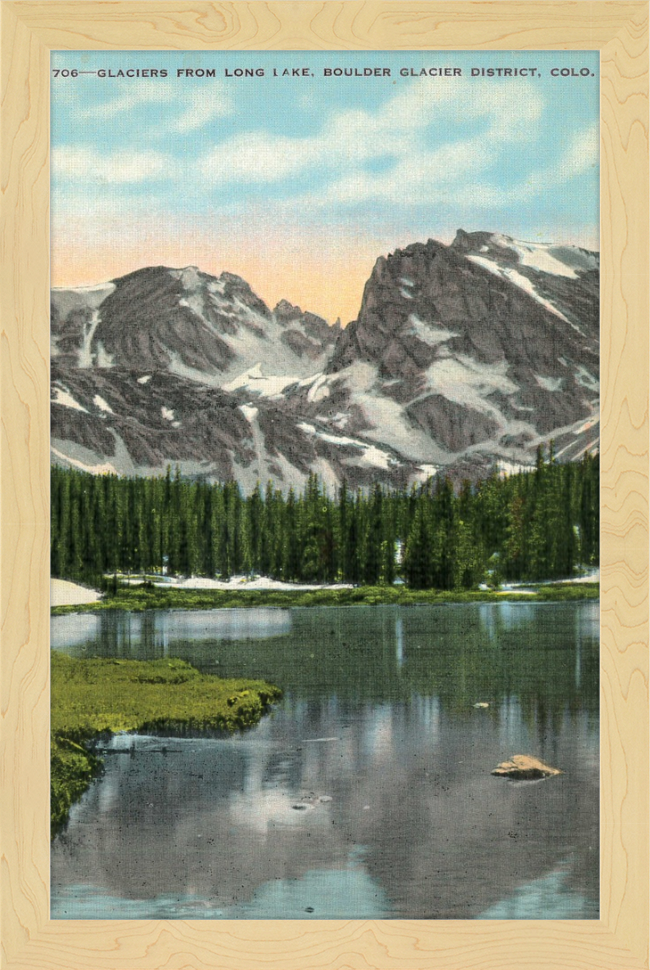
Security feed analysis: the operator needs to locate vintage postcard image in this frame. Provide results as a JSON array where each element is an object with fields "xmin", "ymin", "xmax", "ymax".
[{"xmin": 49, "ymin": 49, "xmax": 600, "ymax": 920}]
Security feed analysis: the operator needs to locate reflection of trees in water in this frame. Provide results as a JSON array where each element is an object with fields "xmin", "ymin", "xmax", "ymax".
[
  {"xmin": 397, "ymin": 603, "xmax": 599, "ymax": 727},
  {"xmin": 51, "ymin": 603, "xmax": 599, "ymax": 918},
  {"xmin": 52, "ymin": 603, "xmax": 599, "ymax": 727}
]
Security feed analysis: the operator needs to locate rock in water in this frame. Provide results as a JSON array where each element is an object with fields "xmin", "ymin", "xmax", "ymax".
[{"xmin": 491, "ymin": 755, "xmax": 562, "ymax": 780}]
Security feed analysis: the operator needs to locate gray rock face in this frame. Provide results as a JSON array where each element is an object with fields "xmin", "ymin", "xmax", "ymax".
[
  {"xmin": 407, "ymin": 395, "xmax": 499, "ymax": 452},
  {"xmin": 51, "ymin": 361, "xmax": 418, "ymax": 490},
  {"xmin": 51, "ymin": 266, "xmax": 337, "ymax": 382},
  {"xmin": 274, "ymin": 299, "xmax": 340, "ymax": 361},
  {"xmin": 51, "ymin": 362, "xmax": 256, "ymax": 477},
  {"xmin": 51, "ymin": 232, "xmax": 599, "ymax": 489},
  {"xmin": 330, "ymin": 234, "xmax": 597, "ymax": 384},
  {"xmin": 322, "ymin": 230, "xmax": 598, "ymax": 479}
]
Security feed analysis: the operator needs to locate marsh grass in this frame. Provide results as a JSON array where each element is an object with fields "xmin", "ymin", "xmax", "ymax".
[
  {"xmin": 51, "ymin": 582, "xmax": 599, "ymax": 616},
  {"xmin": 50, "ymin": 652, "xmax": 281, "ymax": 837}
]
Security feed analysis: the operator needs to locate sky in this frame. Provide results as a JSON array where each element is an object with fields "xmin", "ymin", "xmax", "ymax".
[{"xmin": 51, "ymin": 50, "xmax": 599, "ymax": 324}]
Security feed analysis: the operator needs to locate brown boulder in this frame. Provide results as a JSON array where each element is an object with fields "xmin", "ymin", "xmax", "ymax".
[{"xmin": 491, "ymin": 755, "xmax": 562, "ymax": 780}]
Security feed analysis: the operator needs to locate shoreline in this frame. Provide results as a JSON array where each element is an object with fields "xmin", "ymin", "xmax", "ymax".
[
  {"xmin": 51, "ymin": 653, "xmax": 281, "ymax": 838},
  {"xmin": 51, "ymin": 579, "xmax": 600, "ymax": 615},
  {"xmin": 51, "ymin": 578, "xmax": 103, "ymax": 607}
]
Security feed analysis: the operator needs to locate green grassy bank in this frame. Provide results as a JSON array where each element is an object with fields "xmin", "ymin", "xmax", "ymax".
[
  {"xmin": 52, "ymin": 581, "xmax": 600, "ymax": 616},
  {"xmin": 51, "ymin": 652, "xmax": 281, "ymax": 838}
]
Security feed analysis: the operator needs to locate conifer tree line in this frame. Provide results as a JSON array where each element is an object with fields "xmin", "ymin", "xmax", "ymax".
[{"xmin": 51, "ymin": 447, "xmax": 599, "ymax": 590}]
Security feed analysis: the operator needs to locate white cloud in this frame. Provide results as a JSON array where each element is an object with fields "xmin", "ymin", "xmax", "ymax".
[
  {"xmin": 53, "ymin": 146, "xmax": 177, "ymax": 184},
  {"xmin": 53, "ymin": 75, "xmax": 596, "ymax": 217},
  {"xmin": 77, "ymin": 79, "xmax": 233, "ymax": 133},
  {"xmin": 79, "ymin": 80, "xmax": 179, "ymax": 118},
  {"xmin": 562, "ymin": 122, "xmax": 600, "ymax": 178},
  {"xmin": 196, "ymin": 77, "xmax": 546, "ymax": 206},
  {"xmin": 515, "ymin": 122, "xmax": 600, "ymax": 199},
  {"xmin": 172, "ymin": 93, "xmax": 232, "ymax": 133},
  {"xmin": 200, "ymin": 132, "xmax": 323, "ymax": 182}
]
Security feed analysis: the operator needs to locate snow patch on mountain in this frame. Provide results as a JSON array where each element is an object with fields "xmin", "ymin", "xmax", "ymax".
[
  {"xmin": 497, "ymin": 459, "xmax": 533, "ymax": 477},
  {"xmin": 332, "ymin": 365, "xmax": 446, "ymax": 462},
  {"xmin": 575, "ymin": 365, "xmax": 598, "ymax": 390},
  {"xmin": 307, "ymin": 374, "xmax": 331, "ymax": 403},
  {"xmin": 426, "ymin": 356, "xmax": 517, "ymax": 414},
  {"xmin": 554, "ymin": 436, "xmax": 599, "ymax": 460},
  {"xmin": 79, "ymin": 310, "xmax": 102, "ymax": 368},
  {"xmin": 414, "ymin": 463, "xmax": 438, "ymax": 481},
  {"xmin": 406, "ymin": 315, "xmax": 458, "ymax": 347},
  {"xmin": 95, "ymin": 343, "xmax": 114, "ymax": 368},
  {"xmin": 224, "ymin": 364, "xmax": 301, "ymax": 397},
  {"xmin": 298, "ymin": 422, "xmax": 397, "ymax": 471},
  {"xmin": 52, "ymin": 387, "xmax": 88, "ymax": 412},
  {"xmin": 51, "ymin": 445, "xmax": 118, "ymax": 476},
  {"xmin": 179, "ymin": 293, "xmax": 205, "ymax": 317},
  {"xmin": 358, "ymin": 444, "xmax": 394, "ymax": 470},
  {"xmin": 467, "ymin": 255, "xmax": 571, "ymax": 324},
  {"xmin": 574, "ymin": 417, "xmax": 598, "ymax": 435},
  {"xmin": 491, "ymin": 234, "xmax": 598, "ymax": 278},
  {"xmin": 240, "ymin": 405, "xmax": 259, "ymax": 423},
  {"xmin": 535, "ymin": 375, "xmax": 563, "ymax": 392},
  {"xmin": 164, "ymin": 351, "xmax": 221, "ymax": 385},
  {"xmin": 208, "ymin": 277, "xmax": 228, "ymax": 295},
  {"xmin": 328, "ymin": 412, "xmax": 350, "ymax": 430},
  {"xmin": 51, "ymin": 281, "xmax": 115, "ymax": 316},
  {"xmin": 93, "ymin": 394, "xmax": 113, "ymax": 413}
]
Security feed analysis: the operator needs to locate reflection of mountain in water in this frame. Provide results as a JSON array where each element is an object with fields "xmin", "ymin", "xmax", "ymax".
[
  {"xmin": 51, "ymin": 602, "xmax": 599, "ymax": 919},
  {"xmin": 51, "ymin": 683, "xmax": 598, "ymax": 919}
]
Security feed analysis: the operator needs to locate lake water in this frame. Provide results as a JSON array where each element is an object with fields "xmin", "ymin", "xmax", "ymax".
[{"xmin": 51, "ymin": 601, "xmax": 599, "ymax": 920}]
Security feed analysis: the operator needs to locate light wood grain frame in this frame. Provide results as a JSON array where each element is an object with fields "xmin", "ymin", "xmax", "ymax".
[{"xmin": 1, "ymin": 2, "xmax": 648, "ymax": 968}]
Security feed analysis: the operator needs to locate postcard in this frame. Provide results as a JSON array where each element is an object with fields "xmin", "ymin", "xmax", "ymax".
[{"xmin": 49, "ymin": 48, "xmax": 601, "ymax": 921}]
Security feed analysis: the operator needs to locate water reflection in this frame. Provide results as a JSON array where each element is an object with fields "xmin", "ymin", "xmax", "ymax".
[
  {"xmin": 52, "ymin": 856, "xmax": 392, "ymax": 920},
  {"xmin": 52, "ymin": 602, "xmax": 599, "ymax": 719},
  {"xmin": 476, "ymin": 861, "xmax": 597, "ymax": 919},
  {"xmin": 51, "ymin": 602, "xmax": 599, "ymax": 920},
  {"xmin": 395, "ymin": 617, "xmax": 404, "ymax": 666},
  {"xmin": 51, "ymin": 613, "xmax": 100, "ymax": 649}
]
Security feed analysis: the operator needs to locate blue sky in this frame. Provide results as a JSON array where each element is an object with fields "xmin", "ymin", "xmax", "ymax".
[{"xmin": 51, "ymin": 50, "xmax": 599, "ymax": 323}]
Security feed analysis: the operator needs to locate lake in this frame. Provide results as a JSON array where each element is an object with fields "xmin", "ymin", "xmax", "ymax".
[{"xmin": 51, "ymin": 601, "xmax": 599, "ymax": 919}]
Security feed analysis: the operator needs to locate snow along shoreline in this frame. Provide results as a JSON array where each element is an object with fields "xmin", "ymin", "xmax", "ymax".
[
  {"xmin": 51, "ymin": 579, "xmax": 103, "ymax": 607},
  {"xmin": 51, "ymin": 569, "xmax": 599, "ymax": 608}
]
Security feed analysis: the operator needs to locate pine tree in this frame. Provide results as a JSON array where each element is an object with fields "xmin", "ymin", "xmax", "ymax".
[
  {"xmin": 403, "ymin": 502, "xmax": 434, "ymax": 589},
  {"xmin": 283, "ymin": 487, "xmax": 300, "ymax": 580},
  {"xmin": 50, "ymin": 457, "xmax": 599, "ymax": 589},
  {"xmin": 363, "ymin": 483, "xmax": 383, "ymax": 585}
]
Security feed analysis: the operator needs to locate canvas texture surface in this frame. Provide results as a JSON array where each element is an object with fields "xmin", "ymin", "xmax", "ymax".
[{"xmin": 49, "ymin": 49, "xmax": 600, "ymax": 921}]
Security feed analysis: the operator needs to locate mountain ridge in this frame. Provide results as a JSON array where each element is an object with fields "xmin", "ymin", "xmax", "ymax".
[{"xmin": 51, "ymin": 231, "xmax": 599, "ymax": 490}]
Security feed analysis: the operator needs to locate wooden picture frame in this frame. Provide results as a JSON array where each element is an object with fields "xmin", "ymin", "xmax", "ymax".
[{"xmin": 1, "ymin": 2, "xmax": 648, "ymax": 968}]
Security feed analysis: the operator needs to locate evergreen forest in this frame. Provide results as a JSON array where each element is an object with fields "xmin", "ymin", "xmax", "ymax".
[{"xmin": 51, "ymin": 448, "xmax": 599, "ymax": 591}]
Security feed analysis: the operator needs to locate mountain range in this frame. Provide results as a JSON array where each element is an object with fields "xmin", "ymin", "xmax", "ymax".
[{"xmin": 51, "ymin": 230, "xmax": 599, "ymax": 490}]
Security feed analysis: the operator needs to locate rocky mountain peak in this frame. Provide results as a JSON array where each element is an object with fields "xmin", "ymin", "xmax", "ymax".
[
  {"xmin": 51, "ymin": 231, "xmax": 600, "ymax": 491},
  {"xmin": 272, "ymin": 299, "xmax": 339, "ymax": 362},
  {"xmin": 273, "ymin": 298, "xmax": 305, "ymax": 319},
  {"xmin": 450, "ymin": 228, "xmax": 494, "ymax": 253},
  {"xmin": 174, "ymin": 265, "xmax": 202, "ymax": 287}
]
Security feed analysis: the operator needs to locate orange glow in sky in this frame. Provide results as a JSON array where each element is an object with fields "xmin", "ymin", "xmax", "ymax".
[{"xmin": 51, "ymin": 224, "xmax": 390, "ymax": 325}]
